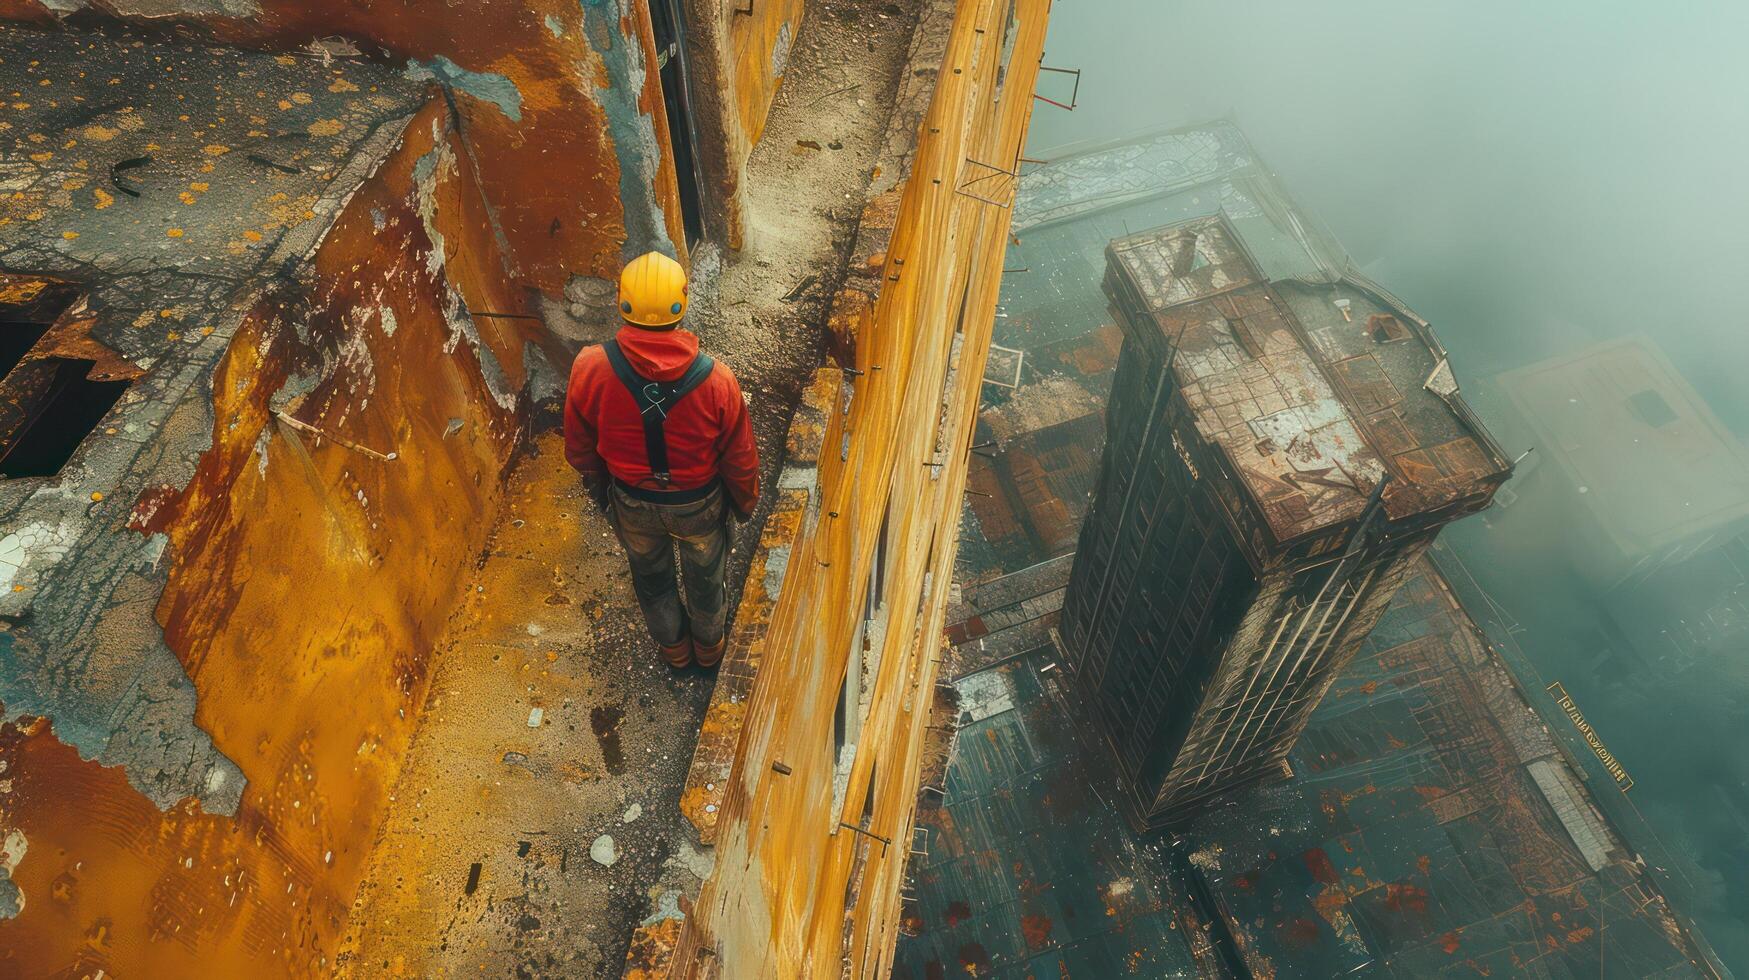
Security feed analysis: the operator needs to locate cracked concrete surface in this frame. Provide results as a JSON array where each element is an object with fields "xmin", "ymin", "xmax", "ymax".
[{"xmin": 0, "ymin": 26, "xmax": 425, "ymax": 813}]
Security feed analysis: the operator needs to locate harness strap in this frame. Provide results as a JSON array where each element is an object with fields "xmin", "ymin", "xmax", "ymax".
[{"xmin": 601, "ymin": 339, "xmax": 716, "ymax": 486}]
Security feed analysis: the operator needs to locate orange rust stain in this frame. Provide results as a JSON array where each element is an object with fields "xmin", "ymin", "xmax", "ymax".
[
  {"xmin": 1566, "ymin": 926, "xmax": 1595, "ymax": 944},
  {"xmin": 1019, "ymin": 913, "xmax": 1053, "ymax": 950},
  {"xmin": 1302, "ymin": 847, "xmax": 1339, "ymax": 885},
  {"xmin": 0, "ymin": 102, "xmax": 534, "ymax": 977},
  {"xmin": 1440, "ymin": 930, "xmax": 1461, "ymax": 954},
  {"xmin": 1384, "ymin": 882, "xmax": 1430, "ymax": 917},
  {"xmin": 1311, "ymin": 887, "xmax": 1347, "ymax": 918},
  {"xmin": 727, "ymin": 0, "xmax": 806, "ymax": 146},
  {"xmin": 1277, "ymin": 917, "xmax": 1321, "ymax": 949}
]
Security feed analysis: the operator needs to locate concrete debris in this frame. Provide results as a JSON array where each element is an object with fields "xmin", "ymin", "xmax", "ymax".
[
  {"xmin": 526, "ymin": 707, "xmax": 544, "ymax": 728},
  {"xmin": 589, "ymin": 834, "xmax": 618, "ymax": 867}
]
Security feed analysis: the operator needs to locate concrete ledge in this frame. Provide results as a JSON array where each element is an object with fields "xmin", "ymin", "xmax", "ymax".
[{"xmin": 679, "ymin": 367, "xmax": 841, "ymax": 842}]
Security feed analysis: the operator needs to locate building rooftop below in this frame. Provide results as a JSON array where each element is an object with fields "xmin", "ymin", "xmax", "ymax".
[
  {"xmin": 1105, "ymin": 216, "xmax": 1507, "ymax": 547},
  {"xmin": 1497, "ymin": 335, "xmax": 1749, "ymax": 559},
  {"xmin": 901, "ymin": 540, "xmax": 1716, "ymax": 977}
]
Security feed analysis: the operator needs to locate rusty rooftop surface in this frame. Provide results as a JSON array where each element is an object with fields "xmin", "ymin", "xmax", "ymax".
[
  {"xmin": 1497, "ymin": 335, "xmax": 1749, "ymax": 557},
  {"xmin": 0, "ymin": 27, "xmax": 427, "ymax": 806},
  {"xmin": 0, "ymin": 25, "xmax": 425, "ymax": 315},
  {"xmin": 906, "ymin": 501, "xmax": 1719, "ymax": 976},
  {"xmin": 1179, "ymin": 557, "xmax": 1714, "ymax": 978},
  {"xmin": 1106, "ymin": 215, "xmax": 1510, "ymax": 547}
]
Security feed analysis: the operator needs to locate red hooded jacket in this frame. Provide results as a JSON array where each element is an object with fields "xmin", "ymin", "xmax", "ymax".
[{"xmin": 563, "ymin": 325, "xmax": 759, "ymax": 517}]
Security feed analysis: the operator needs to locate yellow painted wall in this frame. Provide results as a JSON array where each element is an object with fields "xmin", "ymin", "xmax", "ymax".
[
  {"xmin": 0, "ymin": 100, "xmax": 548, "ymax": 978},
  {"xmin": 672, "ymin": 0, "xmax": 1051, "ymax": 974}
]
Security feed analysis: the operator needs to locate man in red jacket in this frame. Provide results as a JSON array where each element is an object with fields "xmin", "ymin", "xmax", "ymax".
[{"xmin": 563, "ymin": 251, "xmax": 759, "ymax": 669}]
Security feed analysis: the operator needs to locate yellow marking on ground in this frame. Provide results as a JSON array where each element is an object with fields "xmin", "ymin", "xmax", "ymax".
[{"xmin": 1547, "ymin": 681, "xmax": 1634, "ymax": 791}]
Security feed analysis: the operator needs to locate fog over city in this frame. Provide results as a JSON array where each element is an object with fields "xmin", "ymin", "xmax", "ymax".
[{"xmin": 1025, "ymin": 0, "xmax": 1749, "ymax": 967}]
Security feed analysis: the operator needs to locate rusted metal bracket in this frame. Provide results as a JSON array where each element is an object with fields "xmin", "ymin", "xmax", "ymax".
[{"xmin": 1034, "ymin": 66, "xmax": 1081, "ymax": 110}]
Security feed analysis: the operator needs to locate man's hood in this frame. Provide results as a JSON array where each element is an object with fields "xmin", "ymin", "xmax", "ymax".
[{"xmin": 614, "ymin": 324, "xmax": 701, "ymax": 381}]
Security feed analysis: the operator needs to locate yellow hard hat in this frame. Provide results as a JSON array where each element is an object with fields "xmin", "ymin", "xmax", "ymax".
[{"xmin": 618, "ymin": 251, "xmax": 688, "ymax": 328}]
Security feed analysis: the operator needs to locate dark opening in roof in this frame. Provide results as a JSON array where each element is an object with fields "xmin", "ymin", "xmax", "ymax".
[
  {"xmin": 1366, "ymin": 312, "xmax": 1409, "ymax": 343},
  {"xmin": 0, "ymin": 359, "xmax": 130, "ymax": 478},
  {"xmin": 0, "ymin": 285, "xmax": 130, "ymax": 478},
  {"xmin": 1628, "ymin": 389, "xmax": 1679, "ymax": 428},
  {"xmin": 0, "ymin": 319, "xmax": 52, "ymax": 380}
]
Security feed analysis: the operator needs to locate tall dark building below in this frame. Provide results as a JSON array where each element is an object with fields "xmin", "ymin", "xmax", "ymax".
[{"xmin": 1060, "ymin": 215, "xmax": 1512, "ymax": 829}]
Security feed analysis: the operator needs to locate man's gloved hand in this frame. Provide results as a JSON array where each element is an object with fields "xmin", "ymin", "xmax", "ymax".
[{"xmin": 586, "ymin": 476, "xmax": 613, "ymax": 516}]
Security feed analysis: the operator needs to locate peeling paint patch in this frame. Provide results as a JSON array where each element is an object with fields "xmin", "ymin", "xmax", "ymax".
[
  {"xmin": 771, "ymin": 22, "xmax": 794, "ymax": 79},
  {"xmin": 376, "ymin": 304, "xmax": 399, "ymax": 337},
  {"xmin": 763, "ymin": 544, "xmax": 790, "ymax": 598},
  {"xmin": 544, "ymin": 13, "xmax": 566, "ymax": 37},
  {"xmin": 0, "ymin": 521, "xmax": 76, "ymax": 596},
  {"xmin": 579, "ymin": 0, "xmax": 672, "ymax": 258},
  {"xmin": 254, "ymin": 425, "xmax": 272, "ymax": 477},
  {"xmin": 641, "ymin": 888, "xmax": 683, "ymax": 925},
  {"xmin": 414, "ymin": 128, "xmax": 517, "ymax": 412},
  {"xmin": 404, "ymin": 56, "xmax": 524, "ymax": 123},
  {"xmin": 0, "ymin": 829, "xmax": 24, "ymax": 919}
]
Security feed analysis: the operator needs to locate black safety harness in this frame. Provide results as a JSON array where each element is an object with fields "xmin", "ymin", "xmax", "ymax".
[{"xmin": 601, "ymin": 338, "xmax": 718, "ymax": 503}]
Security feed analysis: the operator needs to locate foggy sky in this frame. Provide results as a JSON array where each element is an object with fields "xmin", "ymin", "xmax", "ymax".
[{"xmin": 1028, "ymin": 0, "xmax": 1749, "ymax": 427}]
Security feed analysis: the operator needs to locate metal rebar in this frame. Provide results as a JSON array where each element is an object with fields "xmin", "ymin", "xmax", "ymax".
[{"xmin": 839, "ymin": 822, "xmax": 891, "ymax": 855}]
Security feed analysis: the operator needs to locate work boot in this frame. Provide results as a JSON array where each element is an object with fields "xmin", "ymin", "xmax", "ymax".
[
  {"xmin": 693, "ymin": 635, "xmax": 726, "ymax": 669},
  {"xmin": 658, "ymin": 636, "xmax": 694, "ymax": 669}
]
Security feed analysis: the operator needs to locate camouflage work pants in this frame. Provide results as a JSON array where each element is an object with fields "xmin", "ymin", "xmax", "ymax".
[{"xmin": 609, "ymin": 482, "xmax": 729, "ymax": 649}]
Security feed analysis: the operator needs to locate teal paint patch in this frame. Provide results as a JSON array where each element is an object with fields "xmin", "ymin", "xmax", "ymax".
[
  {"xmin": 405, "ymin": 56, "xmax": 524, "ymax": 123},
  {"xmin": 580, "ymin": 0, "xmax": 673, "ymax": 259}
]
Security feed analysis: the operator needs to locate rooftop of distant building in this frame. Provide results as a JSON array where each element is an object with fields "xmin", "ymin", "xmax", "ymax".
[{"xmin": 1498, "ymin": 335, "xmax": 1749, "ymax": 556}]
